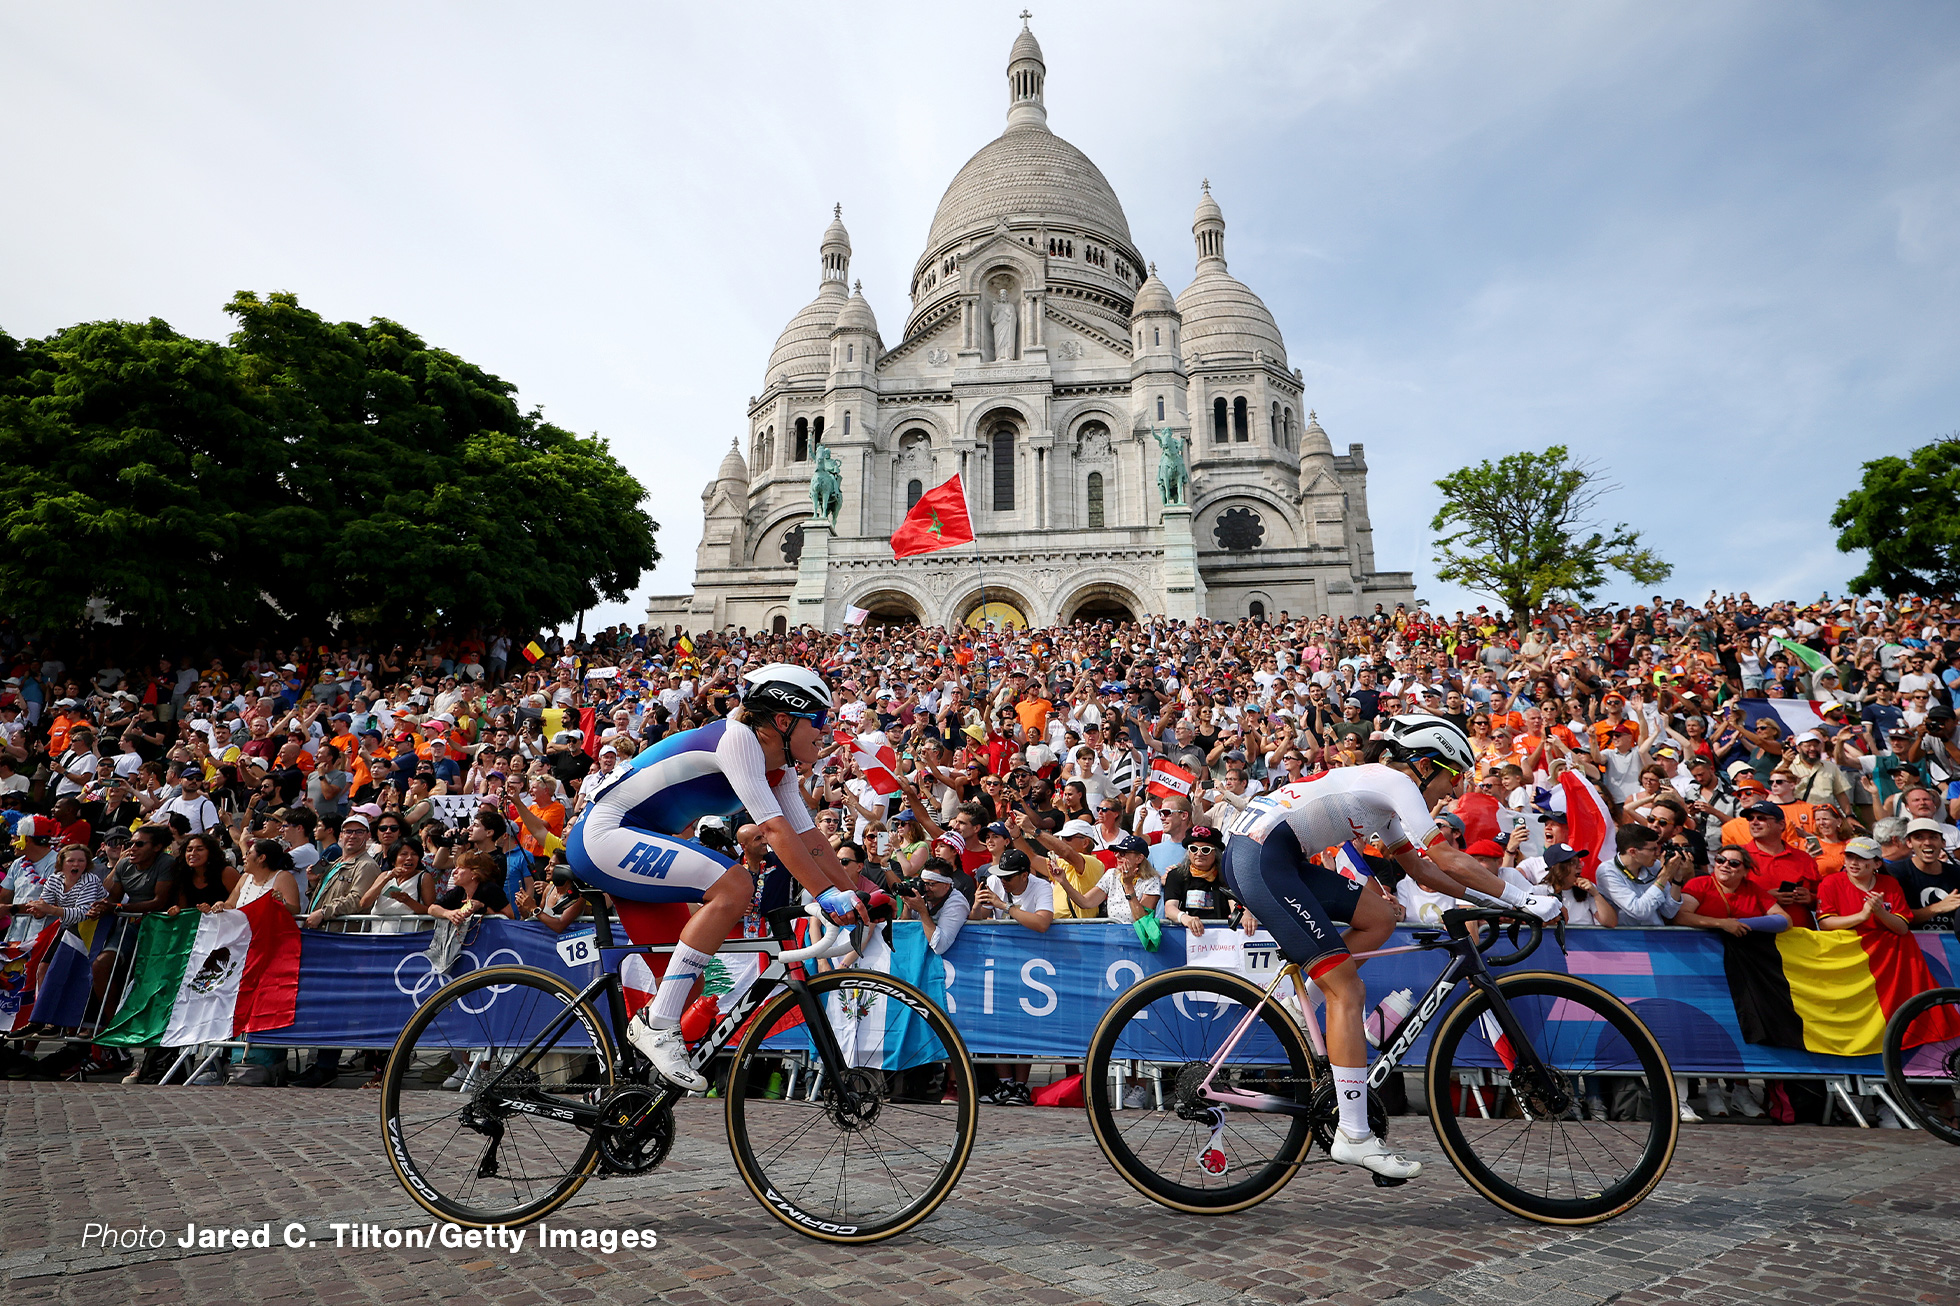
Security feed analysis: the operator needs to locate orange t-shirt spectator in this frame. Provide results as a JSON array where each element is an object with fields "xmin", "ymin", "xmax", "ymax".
[
  {"xmin": 1013, "ymin": 691, "xmax": 1053, "ymax": 736},
  {"xmin": 518, "ymin": 777, "xmax": 567, "ymax": 858}
]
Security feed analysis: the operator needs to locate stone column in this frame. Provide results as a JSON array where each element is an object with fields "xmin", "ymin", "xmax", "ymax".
[
  {"xmin": 790, "ymin": 516, "xmax": 834, "ymax": 630},
  {"xmin": 1159, "ymin": 506, "xmax": 1204, "ymax": 622}
]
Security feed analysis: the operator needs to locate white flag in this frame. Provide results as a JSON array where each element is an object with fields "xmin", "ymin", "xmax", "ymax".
[{"xmin": 844, "ymin": 605, "xmax": 870, "ymax": 626}]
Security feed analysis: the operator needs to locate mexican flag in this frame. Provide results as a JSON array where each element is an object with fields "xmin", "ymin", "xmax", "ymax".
[{"xmin": 97, "ymin": 897, "xmax": 302, "ymax": 1047}]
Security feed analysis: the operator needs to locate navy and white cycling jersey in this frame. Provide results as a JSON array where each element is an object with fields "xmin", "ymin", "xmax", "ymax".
[{"xmin": 569, "ymin": 718, "xmax": 813, "ymax": 903}]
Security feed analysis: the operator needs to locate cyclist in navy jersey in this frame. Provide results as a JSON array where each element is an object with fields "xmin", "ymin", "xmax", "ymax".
[
  {"xmin": 1222, "ymin": 715, "xmax": 1561, "ymax": 1180},
  {"xmin": 569, "ymin": 663, "xmax": 876, "ymax": 1089}
]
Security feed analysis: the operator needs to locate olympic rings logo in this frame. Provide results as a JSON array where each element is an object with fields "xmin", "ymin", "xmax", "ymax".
[{"xmin": 393, "ymin": 946, "xmax": 525, "ymax": 1009}]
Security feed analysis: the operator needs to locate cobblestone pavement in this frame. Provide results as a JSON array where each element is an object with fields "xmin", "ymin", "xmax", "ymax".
[{"xmin": 5, "ymin": 1083, "xmax": 1958, "ymax": 1306}]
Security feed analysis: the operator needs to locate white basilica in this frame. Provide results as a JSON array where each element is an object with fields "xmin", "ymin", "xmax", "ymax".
[{"xmin": 647, "ymin": 21, "xmax": 1414, "ymax": 635}]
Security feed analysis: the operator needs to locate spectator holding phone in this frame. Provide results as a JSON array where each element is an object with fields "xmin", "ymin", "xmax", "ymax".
[{"xmin": 1737, "ymin": 801, "xmax": 1821, "ymax": 927}]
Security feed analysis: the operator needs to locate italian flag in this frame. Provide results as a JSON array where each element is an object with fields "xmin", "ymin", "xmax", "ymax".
[{"xmin": 97, "ymin": 897, "xmax": 302, "ymax": 1047}]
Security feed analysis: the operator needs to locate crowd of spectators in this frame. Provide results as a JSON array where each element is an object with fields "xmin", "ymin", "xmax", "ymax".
[{"xmin": 3, "ymin": 591, "xmax": 1958, "ymax": 1110}]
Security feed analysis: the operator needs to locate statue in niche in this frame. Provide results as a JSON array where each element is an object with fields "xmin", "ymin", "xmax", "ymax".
[{"xmin": 986, "ymin": 285, "xmax": 1018, "ymax": 363}]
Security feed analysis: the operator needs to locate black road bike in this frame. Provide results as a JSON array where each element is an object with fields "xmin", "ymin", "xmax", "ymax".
[
  {"xmin": 1084, "ymin": 907, "xmax": 1679, "ymax": 1225},
  {"xmin": 379, "ymin": 893, "xmax": 977, "ymax": 1243}
]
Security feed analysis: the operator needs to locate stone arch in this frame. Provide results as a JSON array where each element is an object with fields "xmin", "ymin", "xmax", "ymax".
[
  {"xmin": 840, "ymin": 584, "xmax": 928, "ymax": 626},
  {"xmin": 1058, "ymin": 578, "xmax": 1148, "ymax": 625},
  {"xmin": 764, "ymin": 606, "xmax": 790, "ymax": 636},
  {"xmin": 946, "ymin": 579, "xmax": 1038, "ymax": 630},
  {"xmin": 1243, "ymin": 590, "xmax": 1275, "ymax": 623}
]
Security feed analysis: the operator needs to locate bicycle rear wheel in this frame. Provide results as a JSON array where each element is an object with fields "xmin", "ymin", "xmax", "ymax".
[
  {"xmin": 1084, "ymin": 968, "xmax": 1318, "ymax": 1214},
  {"xmin": 380, "ymin": 965, "xmax": 616, "ymax": 1227},
  {"xmin": 1883, "ymin": 986, "xmax": 1960, "ymax": 1145},
  {"xmin": 725, "ymin": 969, "xmax": 977, "ymax": 1243},
  {"xmin": 1425, "ymin": 973, "xmax": 1676, "ymax": 1225}
]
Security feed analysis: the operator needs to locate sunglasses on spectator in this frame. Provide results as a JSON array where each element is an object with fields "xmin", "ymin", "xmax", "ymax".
[{"xmin": 1715, "ymin": 857, "xmax": 1747, "ymax": 868}]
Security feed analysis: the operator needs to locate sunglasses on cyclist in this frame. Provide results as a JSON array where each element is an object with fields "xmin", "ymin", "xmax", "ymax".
[{"xmin": 782, "ymin": 710, "xmax": 829, "ymax": 732}]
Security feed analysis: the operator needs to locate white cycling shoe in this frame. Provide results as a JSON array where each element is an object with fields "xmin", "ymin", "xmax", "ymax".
[
  {"xmin": 627, "ymin": 1017, "xmax": 707, "ymax": 1092},
  {"xmin": 1329, "ymin": 1128, "xmax": 1423, "ymax": 1181}
]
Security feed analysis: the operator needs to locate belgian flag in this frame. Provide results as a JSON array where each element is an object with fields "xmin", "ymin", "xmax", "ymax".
[{"xmin": 1723, "ymin": 927, "xmax": 1960, "ymax": 1055}]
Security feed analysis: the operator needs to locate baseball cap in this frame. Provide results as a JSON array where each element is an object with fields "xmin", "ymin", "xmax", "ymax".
[
  {"xmin": 1842, "ymin": 836, "xmax": 1882, "ymax": 860},
  {"xmin": 1906, "ymin": 817, "xmax": 1948, "ymax": 838},
  {"xmin": 1437, "ymin": 812, "xmax": 1467, "ymax": 836},
  {"xmin": 1541, "ymin": 842, "xmax": 1587, "ymax": 868},
  {"xmin": 1465, "ymin": 839, "xmax": 1507, "ymax": 859},
  {"xmin": 986, "ymin": 821, "xmax": 1012, "ymax": 839},
  {"xmin": 997, "ymin": 849, "xmax": 1032, "ymax": 876},
  {"xmin": 1794, "ymin": 730, "xmax": 1824, "ymax": 745},
  {"xmin": 340, "ymin": 811, "xmax": 372, "ymax": 830},
  {"xmin": 1113, "ymin": 833, "xmax": 1150, "ymax": 856},
  {"xmin": 1742, "ymin": 801, "xmax": 1785, "ymax": 821},
  {"xmin": 102, "ymin": 825, "xmax": 132, "ymax": 843},
  {"xmin": 1058, "ymin": 819, "xmax": 1097, "ymax": 840}
]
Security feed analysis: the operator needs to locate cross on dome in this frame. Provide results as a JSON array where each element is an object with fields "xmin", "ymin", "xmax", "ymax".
[{"xmin": 1020, "ymin": 9, "xmax": 1032, "ymax": 25}]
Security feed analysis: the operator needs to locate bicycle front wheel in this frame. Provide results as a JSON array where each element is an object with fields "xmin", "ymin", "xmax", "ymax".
[
  {"xmin": 1425, "ymin": 973, "xmax": 1677, "ymax": 1225},
  {"xmin": 1084, "ymin": 967, "xmax": 1318, "ymax": 1214},
  {"xmin": 1883, "ymin": 986, "xmax": 1960, "ymax": 1145},
  {"xmin": 725, "ymin": 968, "xmax": 977, "ymax": 1243},
  {"xmin": 381, "ymin": 965, "xmax": 616, "ymax": 1227}
]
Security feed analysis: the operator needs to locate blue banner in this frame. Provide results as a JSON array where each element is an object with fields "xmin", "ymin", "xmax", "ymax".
[{"xmin": 240, "ymin": 918, "xmax": 1960, "ymax": 1077}]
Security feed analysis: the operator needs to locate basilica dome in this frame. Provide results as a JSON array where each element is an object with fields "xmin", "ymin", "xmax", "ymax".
[{"xmin": 924, "ymin": 129, "xmax": 1134, "ymax": 258}]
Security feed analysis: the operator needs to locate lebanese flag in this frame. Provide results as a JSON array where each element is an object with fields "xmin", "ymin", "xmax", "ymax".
[
  {"xmin": 96, "ymin": 896, "xmax": 301, "ymax": 1047},
  {"xmin": 889, "ymin": 476, "xmax": 975, "ymax": 558},
  {"xmin": 853, "ymin": 732, "xmax": 903, "ymax": 795},
  {"xmin": 1147, "ymin": 758, "xmax": 1196, "ymax": 800},
  {"xmin": 1556, "ymin": 770, "xmax": 1616, "ymax": 878}
]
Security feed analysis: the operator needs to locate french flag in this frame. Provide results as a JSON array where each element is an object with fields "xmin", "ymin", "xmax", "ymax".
[{"xmin": 1739, "ymin": 699, "xmax": 1833, "ymax": 738}]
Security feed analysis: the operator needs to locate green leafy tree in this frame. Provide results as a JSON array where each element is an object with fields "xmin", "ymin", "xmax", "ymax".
[
  {"xmin": 1830, "ymin": 436, "xmax": 1960, "ymax": 596},
  {"xmin": 1430, "ymin": 446, "xmax": 1671, "ymax": 620},
  {"xmin": 0, "ymin": 292, "xmax": 657, "ymax": 644}
]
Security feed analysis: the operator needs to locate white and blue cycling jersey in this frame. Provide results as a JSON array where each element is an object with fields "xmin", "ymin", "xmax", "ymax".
[{"xmin": 568, "ymin": 718, "xmax": 814, "ymax": 903}]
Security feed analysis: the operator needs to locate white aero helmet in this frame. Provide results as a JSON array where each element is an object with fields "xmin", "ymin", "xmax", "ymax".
[
  {"xmin": 739, "ymin": 663, "xmax": 833, "ymax": 718},
  {"xmin": 1384, "ymin": 714, "xmax": 1474, "ymax": 774}
]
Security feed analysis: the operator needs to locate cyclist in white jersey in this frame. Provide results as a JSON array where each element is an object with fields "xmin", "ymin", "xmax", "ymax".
[
  {"xmin": 569, "ymin": 663, "xmax": 874, "ymax": 1090},
  {"xmin": 1222, "ymin": 715, "xmax": 1561, "ymax": 1180}
]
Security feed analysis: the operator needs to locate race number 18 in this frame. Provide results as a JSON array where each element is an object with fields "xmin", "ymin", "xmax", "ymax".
[{"xmin": 554, "ymin": 935, "xmax": 598, "ymax": 967}]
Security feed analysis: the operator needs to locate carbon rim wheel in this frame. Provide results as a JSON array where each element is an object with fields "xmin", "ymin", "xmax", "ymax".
[
  {"xmin": 381, "ymin": 965, "xmax": 616, "ymax": 1227},
  {"xmin": 1085, "ymin": 967, "xmax": 1317, "ymax": 1214},
  {"xmin": 1426, "ymin": 974, "xmax": 1677, "ymax": 1224},
  {"xmin": 1883, "ymin": 986, "xmax": 1960, "ymax": 1145},
  {"xmin": 725, "ymin": 969, "xmax": 977, "ymax": 1243}
]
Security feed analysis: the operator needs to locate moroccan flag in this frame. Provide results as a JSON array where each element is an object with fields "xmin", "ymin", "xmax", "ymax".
[
  {"xmin": 97, "ymin": 897, "xmax": 302, "ymax": 1047},
  {"xmin": 890, "ymin": 476, "xmax": 974, "ymax": 558},
  {"xmin": 1147, "ymin": 758, "xmax": 1196, "ymax": 800},
  {"xmin": 1721, "ymin": 927, "xmax": 1960, "ymax": 1056},
  {"xmin": 522, "ymin": 640, "xmax": 545, "ymax": 663},
  {"xmin": 579, "ymin": 707, "xmax": 600, "ymax": 758}
]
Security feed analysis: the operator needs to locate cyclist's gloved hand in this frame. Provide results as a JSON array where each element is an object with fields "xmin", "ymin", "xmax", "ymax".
[
  {"xmin": 1518, "ymin": 892, "xmax": 1563, "ymax": 923},
  {"xmin": 816, "ymin": 888, "xmax": 863, "ymax": 925}
]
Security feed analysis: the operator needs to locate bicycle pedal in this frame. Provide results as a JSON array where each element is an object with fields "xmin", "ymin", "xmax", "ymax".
[{"xmin": 1372, "ymin": 1173, "xmax": 1410, "ymax": 1188}]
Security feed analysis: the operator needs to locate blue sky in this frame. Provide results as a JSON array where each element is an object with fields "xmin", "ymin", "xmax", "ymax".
[{"xmin": 4, "ymin": 2, "xmax": 1956, "ymax": 628}]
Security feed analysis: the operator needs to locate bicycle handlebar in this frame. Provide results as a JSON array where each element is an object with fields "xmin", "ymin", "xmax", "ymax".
[
  {"xmin": 1439, "ymin": 906, "xmax": 1564, "ymax": 967},
  {"xmin": 776, "ymin": 906, "xmax": 867, "ymax": 966}
]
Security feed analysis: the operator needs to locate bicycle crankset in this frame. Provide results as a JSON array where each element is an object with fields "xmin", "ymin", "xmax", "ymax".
[
  {"xmin": 1306, "ymin": 1080, "xmax": 1390, "ymax": 1156},
  {"xmin": 594, "ymin": 1087, "xmax": 675, "ymax": 1175}
]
